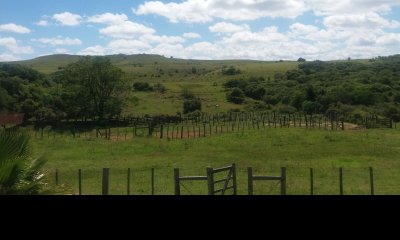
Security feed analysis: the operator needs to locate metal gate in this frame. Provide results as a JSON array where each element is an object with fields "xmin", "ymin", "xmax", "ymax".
[{"xmin": 174, "ymin": 164, "xmax": 237, "ymax": 195}]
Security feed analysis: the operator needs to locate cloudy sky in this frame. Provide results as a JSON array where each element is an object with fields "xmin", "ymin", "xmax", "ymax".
[{"xmin": 0, "ymin": 0, "xmax": 399, "ymax": 61}]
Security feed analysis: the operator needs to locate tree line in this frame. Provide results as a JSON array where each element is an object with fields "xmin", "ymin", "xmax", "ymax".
[
  {"xmin": 0, "ymin": 57, "xmax": 127, "ymax": 121},
  {"xmin": 225, "ymin": 55, "xmax": 400, "ymax": 121}
]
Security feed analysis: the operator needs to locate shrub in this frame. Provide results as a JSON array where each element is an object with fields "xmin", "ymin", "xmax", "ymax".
[
  {"xmin": 227, "ymin": 88, "xmax": 245, "ymax": 104},
  {"xmin": 183, "ymin": 98, "xmax": 202, "ymax": 114},
  {"xmin": 133, "ymin": 82, "xmax": 153, "ymax": 91}
]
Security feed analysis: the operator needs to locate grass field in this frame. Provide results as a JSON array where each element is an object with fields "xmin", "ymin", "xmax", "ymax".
[
  {"xmin": 31, "ymin": 127, "xmax": 400, "ymax": 195},
  {"xmin": 11, "ymin": 54, "xmax": 400, "ymax": 195}
]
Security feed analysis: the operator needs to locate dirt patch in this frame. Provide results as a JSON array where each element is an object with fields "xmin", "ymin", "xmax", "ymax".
[{"xmin": 343, "ymin": 123, "xmax": 363, "ymax": 131}]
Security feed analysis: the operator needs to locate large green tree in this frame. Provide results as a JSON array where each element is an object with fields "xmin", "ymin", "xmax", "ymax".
[{"xmin": 58, "ymin": 57, "xmax": 126, "ymax": 119}]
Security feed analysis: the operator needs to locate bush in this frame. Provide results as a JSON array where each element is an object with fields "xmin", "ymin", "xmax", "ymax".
[
  {"xmin": 133, "ymin": 82, "xmax": 153, "ymax": 91},
  {"xmin": 222, "ymin": 66, "xmax": 241, "ymax": 75},
  {"xmin": 227, "ymin": 88, "xmax": 245, "ymax": 104},
  {"xmin": 244, "ymin": 85, "xmax": 266, "ymax": 100},
  {"xmin": 183, "ymin": 98, "xmax": 202, "ymax": 114}
]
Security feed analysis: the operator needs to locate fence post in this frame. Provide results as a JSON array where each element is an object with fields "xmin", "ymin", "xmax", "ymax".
[
  {"xmin": 151, "ymin": 168, "xmax": 155, "ymax": 195},
  {"xmin": 248, "ymin": 167, "xmax": 253, "ymax": 195},
  {"xmin": 232, "ymin": 163, "xmax": 237, "ymax": 195},
  {"xmin": 102, "ymin": 168, "xmax": 110, "ymax": 195},
  {"xmin": 55, "ymin": 169, "xmax": 59, "ymax": 186},
  {"xmin": 181, "ymin": 126, "xmax": 184, "ymax": 139},
  {"xmin": 207, "ymin": 167, "xmax": 214, "ymax": 195},
  {"xmin": 281, "ymin": 167, "xmax": 287, "ymax": 195},
  {"xmin": 78, "ymin": 169, "xmax": 82, "ymax": 195},
  {"xmin": 370, "ymin": 167, "xmax": 374, "ymax": 195},
  {"xmin": 174, "ymin": 168, "xmax": 180, "ymax": 195},
  {"xmin": 339, "ymin": 167, "xmax": 343, "ymax": 195},
  {"xmin": 310, "ymin": 168, "xmax": 314, "ymax": 195},
  {"xmin": 127, "ymin": 168, "xmax": 131, "ymax": 195},
  {"xmin": 160, "ymin": 125, "xmax": 163, "ymax": 139}
]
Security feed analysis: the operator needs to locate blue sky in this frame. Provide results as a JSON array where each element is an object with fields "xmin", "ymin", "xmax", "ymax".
[{"xmin": 0, "ymin": 0, "xmax": 399, "ymax": 61}]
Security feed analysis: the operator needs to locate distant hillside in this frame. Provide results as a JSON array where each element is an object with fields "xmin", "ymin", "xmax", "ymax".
[{"xmin": 9, "ymin": 54, "xmax": 299, "ymax": 79}]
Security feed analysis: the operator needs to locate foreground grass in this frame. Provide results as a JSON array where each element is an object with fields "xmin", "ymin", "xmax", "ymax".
[{"xmin": 32, "ymin": 127, "xmax": 400, "ymax": 195}]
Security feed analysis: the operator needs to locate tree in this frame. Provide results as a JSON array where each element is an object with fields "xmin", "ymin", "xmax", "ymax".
[
  {"xmin": 0, "ymin": 128, "xmax": 46, "ymax": 194},
  {"xmin": 58, "ymin": 57, "xmax": 126, "ymax": 119},
  {"xmin": 306, "ymin": 85, "xmax": 317, "ymax": 101},
  {"xmin": 227, "ymin": 88, "xmax": 245, "ymax": 104},
  {"xmin": 297, "ymin": 57, "xmax": 306, "ymax": 62},
  {"xmin": 183, "ymin": 98, "xmax": 202, "ymax": 114}
]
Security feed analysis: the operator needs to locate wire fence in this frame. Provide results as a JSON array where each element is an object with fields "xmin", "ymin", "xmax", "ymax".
[{"xmin": 44, "ymin": 166, "xmax": 400, "ymax": 195}]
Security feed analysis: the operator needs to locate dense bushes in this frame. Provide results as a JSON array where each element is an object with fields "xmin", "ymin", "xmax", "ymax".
[{"xmin": 223, "ymin": 55, "xmax": 400, "ymax": 118}]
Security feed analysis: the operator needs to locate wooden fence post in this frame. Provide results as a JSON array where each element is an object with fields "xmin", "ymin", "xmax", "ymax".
[
  {"xmin": 102, "ymin": 168, "xmax": 110, "ymax": 195},
  {"xmin": 160, "ymin": 125, "xmax": 163, "ymax": 139},
  {"xmin": 339, "ymin": 168, "xmax": 343, "ymax": 195},
  {"xmin": 248, "ymin": 167, "xmax": 253, "ymax": 195},
  {"xmin": 78, "ymin": 169, "xmax": 82, "ymax": 195},
  {"xmin": 127, "ymin": 168, "xmax": 131, "ymax": 195},
  {"xmin": 174, "ymin": 168, "xmax": 180, "ymax": 195},
  {"xmin": 310, "ymin": 168, "xmax": 314, "ymax": 195},
  {"xmin": 232, "ymin": 163, "xmax": 237, "ymax": 195},
  {"xmin": 55, "ymin": 169, "xmax": 59, "ymax": 186},
  {"xmin": 151, "ymin": 168, "xmax": 155, "ymax": 195},
  {"xmin": 281, "ymin": 167, "xmax": 286, "ymax": 195},
  {"xmin": 207, "ymin": 167, "xmax": 214, "ymax": 195},
  {"xmin": 181, "ymin": 126, "xmax": 184, "ymax": 139},
  {"xmin": 370, "ymin": 167, "xmax": 374, "ymax": 195}
]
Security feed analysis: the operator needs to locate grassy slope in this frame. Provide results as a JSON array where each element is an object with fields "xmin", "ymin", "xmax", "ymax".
[
  {"xmin": 32, "ymin": 127, "xmax": 400, "ymax": 195},
  {"xmin": 13, "ymin": 54, "xmax": 299, "ymax": 115}
]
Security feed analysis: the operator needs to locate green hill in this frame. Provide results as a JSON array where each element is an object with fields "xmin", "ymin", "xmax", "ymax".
[
  {"xmin": 7, "ymin": 54, "xmax": 299, "ymax": 115},
  {"xmin": 11, "ymin": 53, "xmax": 299, "ymax": 79},
  {"xmin": 3, "ymin": 54, "xmax": 400, "ymax": 118}
]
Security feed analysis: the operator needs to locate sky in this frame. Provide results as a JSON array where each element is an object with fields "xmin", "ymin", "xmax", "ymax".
[{"xmin": 0, "ymin": 0, "xmax": 399, "ymax": 62}]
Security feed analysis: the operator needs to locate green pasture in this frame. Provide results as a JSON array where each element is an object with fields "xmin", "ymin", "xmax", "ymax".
[{"xmin": 30, "ymin": 127, "xmax": 400, "ymax": 195}]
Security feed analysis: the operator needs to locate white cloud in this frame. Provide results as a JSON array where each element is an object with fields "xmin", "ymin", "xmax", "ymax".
[
  {"xmin": 135, "ymin": 0, "xmax": 307, "ymax": 23},
  {"xmin": 0, "ymin": 23, "xmax": 31, "ymax": 34},
  {"xmin": 35, "ymin": 20, "xmax": 49, "ymax": 27},
  {"xmin": 77, "ymin": 45, "xmax": 106, "ymax": 55},
  {"xmin": 99, "ymin": 21, "xmax": 155, "ymax": 38},
  {"xmin": 141, "ymin": 35, "xmax": 185, "ymax": 44},
  {"xmin": 33, "ymin": 37, "xmax": 82, "ymax": 46},
  {"xmin": 55, "ymin": 48, "xmax": 70, "ymax": 54},
  {"xmin": 53, "ymin": 12, "xmax": 82, "ymax": 26},
  {"xmin": 289, "ymin": 23, "xmax": 319, "ymax": 36},
  {"xmin": 307, "ymin": 0, "xmax": 400, "ymax": 16},
  {"xmin": 209, "ymin": 22, "xmax": 250, "ymax": 34},
  {"xmin": 0, "ymin": 37, "xmax": 34, "ymax": 54},
  {"xmin": 107, "ymin": 39, "xmax": 151, "ymax": 54},
  {"xmin": 148, "ymin": 43, "xmax": 185, "ymax": 57},
  {"xmin": 183, "ymin": 41, "xmax": 220, "ymax": 59},
  {"xmin": 87, "ymin": 13, "xmax": 128, "ymax": 25},
  {"xmin": 376, "ymin": 33, "xmax": 400, "ymax": 46},
  {"xmin": 323, "ymin": 12, "xmax": 400, "ymax": 30},
  {"xmin": 0, "ymin": 53, "xmax": 19, "ymax": 61},
  {"xmin": 183, "ymin": 32, "xmax": 201, "ymax": 39}
]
